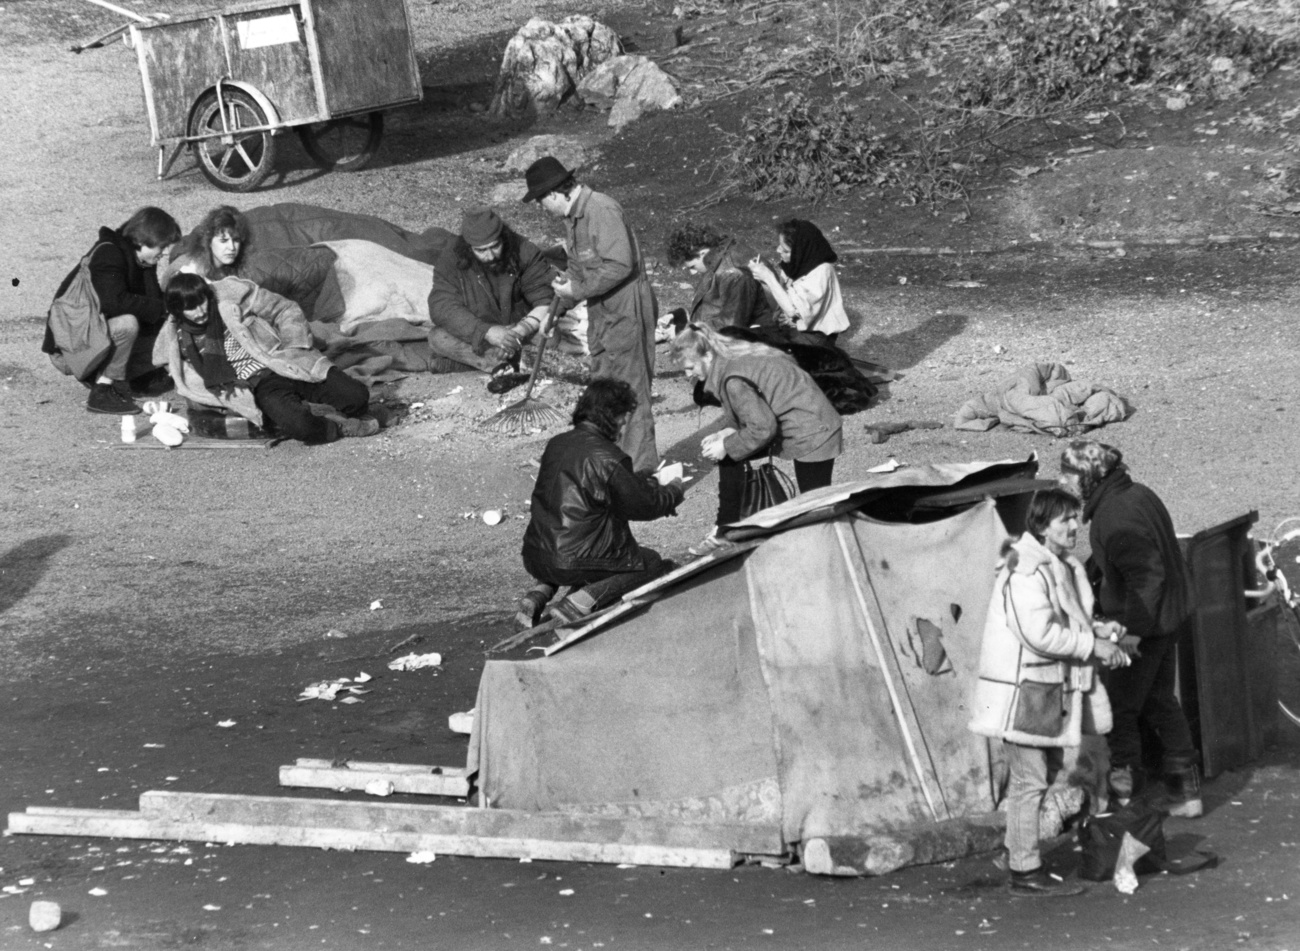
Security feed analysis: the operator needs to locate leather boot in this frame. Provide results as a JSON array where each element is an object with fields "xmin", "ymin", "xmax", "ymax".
[{"xmin": 1163, "ymin": 756, "xmax": 1204, "ymax": 818}]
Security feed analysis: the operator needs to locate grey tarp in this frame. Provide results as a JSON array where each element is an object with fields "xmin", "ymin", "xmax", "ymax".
[{"xmin": 468, "ymin": 461, "xmax": 1030, "ymax": 862}]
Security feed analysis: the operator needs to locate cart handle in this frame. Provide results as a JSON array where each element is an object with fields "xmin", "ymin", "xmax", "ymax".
[{"xmin": 80, "ymin": 0, "xmax": 152, "ymax": 23}]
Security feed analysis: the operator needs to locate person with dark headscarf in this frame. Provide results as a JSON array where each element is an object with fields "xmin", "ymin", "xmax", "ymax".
[
  {"xmin": 1058, "ymin": 440, "xmax": 1201, "ymax": 818},
  {"xmin": 747, "ymin": 218, "xmax": 850, "ymax": 340}
]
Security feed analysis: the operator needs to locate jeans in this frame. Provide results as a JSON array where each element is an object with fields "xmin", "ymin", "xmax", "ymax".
[
  {"xmin": 251, "ymin": 366, "xmax": 369, "ymax": 444},
  {"xmin": 1004, "ymin": 741, "xmax": 1063, "ymax": 873},
  {"xmin": 715, "ymin": 456, "xmax": 835, "ymax": 527},
  {"xmin": 1102, "ymin": 632, "xmax": 1195, "ymax": 772},
  {"xmin": 527, "ymin": 547, "xmax": 669, "ymax": 612},
  {"xmin": 51, "ymin": 314, "xmax": 159, "ymax": 382}
]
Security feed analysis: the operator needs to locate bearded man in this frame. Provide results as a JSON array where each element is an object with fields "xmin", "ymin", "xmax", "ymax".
[{"xmin": 427, "ymin": 205, "xmax": 556, "ymax": 367}]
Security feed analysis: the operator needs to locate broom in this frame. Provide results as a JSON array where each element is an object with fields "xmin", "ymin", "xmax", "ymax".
[{"xmin": 480, "ymin": 298, "xmax": 568, "ymax": 435}]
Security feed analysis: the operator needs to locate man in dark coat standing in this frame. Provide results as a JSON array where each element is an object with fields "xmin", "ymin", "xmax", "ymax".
[
  {"xmin": 427, "ymin": 205, "xmax": 556, "ymax": 370},
  {"xmin": 524, "ymin": 157, "xmax": 660, "ymax": 474},
  {"xmin": 1060, "ymin": 440, "xmax": 1201, "ymax": 817},
  {"xmin": 518, "ymin": 378, "xmax": 683, "ymax": 629}
]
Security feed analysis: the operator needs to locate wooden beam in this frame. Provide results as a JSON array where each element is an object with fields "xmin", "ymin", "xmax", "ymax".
[
  {"xmin": 278, "ymin": 760, "xmax": 470, "ymax": 797},
  {"xmin": 136, "ymin": 791, "xmax": 781, "ymax": 854},
  {"xmin": 5, "ymin": 808, "xmax": 739, "ymax": 868}
]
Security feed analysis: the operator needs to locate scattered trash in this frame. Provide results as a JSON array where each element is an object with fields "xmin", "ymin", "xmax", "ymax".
[
  {"xmin": 448, "ymin": 709, "xmax": 476, "ymax": 734},
  {"xmin": 943, "ymin": 280, "xmax": 985, "ymax": 288},
  {"xmin": 867, "ymin": 458, "xmax": 903, "ymax": 474},
  {"xmin": 1113, "ymin": 832, "xmax": 1150, "ymax": 894},
  {"xmin": 88, "ymin": 887, "xmax": 107, "ymax": 896},
  {"xmin": 364, "ymin": 780, "xmax": 395, "ymax": 797},
  {"xmin": 559, "ymin": 888, "xmax": 575, "ymax": 896},
  {"xmin": 152, "ymin": 423, "xmax": 184, "ymax": 448},
  {"xmin": 897, "ymin": 276, "xmax": 908, "ymax": 285},
  {"xmin": 216, "ymin": 720, "xmax": 236, "ymax": 728},
  {"xmin": 992, "ymin": 344, "xmax": 1006, "ymax": 354},
  {"xmin": 482, "ymin": 509, "xmax": 503, "ymax": 526},
  {"xmin": 202, "ymin": 904, "xmax": 221, "ymax": 911},
  {"xmin": 406, "ymin": 851, "xmax": 437, "ymax": 864},
  {"xmin": 142, "ymin": 743, "xmax": 165, "ymax": 749},
  {"xmin": 339, "ymin": 696, "xmax": 365, "ymax": 705},
  {"xmin": 369, "ymin": 599, "xmax": 383, "ymax": 611},
  {"xmin": 29, "ymin": 900, "xmax": 60, "ymax": 932},
  {"xmin": 298, "ymin": 675, "xmax": 374, "ymax": 702},
  {"xmin": 324, "ymin": 629, "xmax": 348, "ymax": 639},
  {"xmin": 389, "ymin": 653, "xmax": 442, "ymax": 671}
]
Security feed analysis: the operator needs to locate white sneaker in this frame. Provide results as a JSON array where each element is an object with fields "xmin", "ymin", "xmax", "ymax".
[{"xmin": 688, "ymin": 529, "xmax": 733, "ymax": 557}]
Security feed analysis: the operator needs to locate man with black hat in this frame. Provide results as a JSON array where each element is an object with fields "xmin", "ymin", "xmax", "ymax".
[
  {"xmin": 427, "ymin": 205, "xmax": 557, "ymax": 368},
  {"xmin": 523, "ymin": 157, "xmax": 660, "ymax": 473}
]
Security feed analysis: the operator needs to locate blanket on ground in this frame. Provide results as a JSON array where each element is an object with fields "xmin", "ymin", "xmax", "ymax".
[
  {"xmin": 953, "ymin": 362, "xmax": 1131, "ymax": 435},
  {"xmin": 164, "ymin": 204, "xmax": 465, "ymax": 383}
]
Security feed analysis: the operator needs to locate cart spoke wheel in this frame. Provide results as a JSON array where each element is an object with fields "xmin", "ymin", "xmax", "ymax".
[
  {"xmin": 297, "ymin": 112, "xmax": 384, "ymax": 172},
  {"xmin": 189, "ymin": 88, "xmax": 278, "ymax": 192}
]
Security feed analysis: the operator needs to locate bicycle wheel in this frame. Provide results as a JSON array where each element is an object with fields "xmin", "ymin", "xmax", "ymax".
[
  {"xmin": 188, "ymin": 88, "xmax": 277, "ymax": 192},
  {"xmin": 297, "ymin": 112, "xmax": 384, "ymax": 172}
]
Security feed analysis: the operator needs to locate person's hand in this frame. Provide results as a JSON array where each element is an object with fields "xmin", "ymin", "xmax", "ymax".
[
  {"xmin": 485, "ymin": 325, "xmax": 521, "ymax": 353},
  {"xmin": 509, "ymin": 319, "xmax": 539, "ymax": 344},
  {"xmin": 747, "ymin": 256, "xmax": 775, "ymax": 284},
  {"xmin": 700, "ymin": 430, "xmax": 733, "ymax": 462},
  {"xmin": 551, "ymin": 275, "xmax": 576, "ymax": 300},
  {"xmin": 1093, "ymin": 638, "xmax": 1131, "ymax": 669},
  {"xmin": 1117, "ymin": 633, "xmax": 1142, "ymax": 658}
]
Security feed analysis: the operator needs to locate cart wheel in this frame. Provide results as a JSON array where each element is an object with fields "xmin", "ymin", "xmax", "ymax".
[
  {"xmin": 189, "ymin": 88, "xmax": 277, "ymax": 192},
  {"xmin": 297, "ymin": 112, "xmax": 384, "ymax": 172}
]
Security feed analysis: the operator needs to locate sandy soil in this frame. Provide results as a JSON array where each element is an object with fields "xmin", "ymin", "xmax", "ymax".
[{"xmin": 2, "ymin": 1, "xmax": 1300, "ymax": 948}]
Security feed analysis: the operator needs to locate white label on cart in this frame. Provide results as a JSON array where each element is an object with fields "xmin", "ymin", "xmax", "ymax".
[{"xmin": 237, "ymin": 13, "xmax": 299, "ymax": 50}]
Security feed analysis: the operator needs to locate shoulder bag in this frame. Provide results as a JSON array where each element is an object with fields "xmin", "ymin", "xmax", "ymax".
[{"xmin": 47, "ymin": 242, "xmax": 112, "ymax": 381}]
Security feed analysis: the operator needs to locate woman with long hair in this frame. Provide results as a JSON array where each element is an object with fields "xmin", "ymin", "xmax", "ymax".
[
  {"xmin": 672, "ymin": 324, "xmax": 842, "ymax": 555},
  {"xmin": 969, "ymin": 487, "xmax": 1131, "ymax": 897},
  {"xmin": 165, "ymin": 205, "xmax": 251, "ymax": 282},
  {"xmin": 746, "ymin": 218, "xmax": 850, "ymax": 340}
]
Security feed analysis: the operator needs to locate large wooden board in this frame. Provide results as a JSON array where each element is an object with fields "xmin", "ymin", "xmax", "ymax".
[
  {"xmin": 278, "ymin": 759, "xmax": 470, "ymax": 797},
  {"xmin": 309, "ymin": 0, "xmax": 421, "ymax": 114}
]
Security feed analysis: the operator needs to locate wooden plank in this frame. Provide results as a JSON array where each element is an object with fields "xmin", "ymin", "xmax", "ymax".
[
  {"xmin": 279, "ymin": 761, "xmax": 469, "ymax": 797},
  {"xmin": 309, "ymin": 0, "xmax": 421, "ymax": 114},
  {"xmin": 5, "ymin": 810, "xmax": 737, "ymax": 868},
  {"xmin": 135, "ymin": 792, "xmax": 781, "ymax": 854}
]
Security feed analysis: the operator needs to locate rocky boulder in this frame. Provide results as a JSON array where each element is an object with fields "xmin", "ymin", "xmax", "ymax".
[
  {"xmin": 490, "ymin": 16, "xmax": 622, "ymax": 117},
  {"xmin": 577, "ymin": 55, "xmax": 682, "ymax": 130}
]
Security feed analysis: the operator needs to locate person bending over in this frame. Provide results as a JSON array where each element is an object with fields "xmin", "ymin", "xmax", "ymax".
[
  {"xmin": 427, "ymin": 205, "xmax": 555, "ymax": 369},
  {"xmin": 673, "ymin": 324, "xmax": 842, "ymax": 555},
  {"xmin": 747, "ymin": 218, "xmax": 850, "ymax": 342},
  {"xmin": 525, "ymin": 156, "xmax": 660, "ymax": 473},
  {"xmin": 1059, "ymin": 440, "xmax": 1201, "ymax": 817},
  {"xmin": 518, "ymin": 378, "xmax": 684, "ymax": 629},
  {"xmin": 44, "ymin": 206, "xmax": 182, "ymax": 414},
  {"xmin": 164, "ymin": 272, "xmax": 378, "ymax": 443}
]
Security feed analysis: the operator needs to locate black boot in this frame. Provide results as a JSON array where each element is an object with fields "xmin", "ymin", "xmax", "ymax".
[
  {"xmin": 1010, "ymin": 868, "xmax": 1086, "ymax": 898},
  {"xmin": 1162, "ymin": 755, "xmax": 1203, "ymax": 818}
]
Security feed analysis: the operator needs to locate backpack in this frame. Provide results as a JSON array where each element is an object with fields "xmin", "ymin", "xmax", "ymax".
[{"xmin": 47, "ymin": 243, "xmax": 112, "ymax": 381}]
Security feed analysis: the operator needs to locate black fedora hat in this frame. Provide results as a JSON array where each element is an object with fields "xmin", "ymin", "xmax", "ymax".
[{"xmin": 523, "ymin": 156, "xmax": 572, "ymax": 202}]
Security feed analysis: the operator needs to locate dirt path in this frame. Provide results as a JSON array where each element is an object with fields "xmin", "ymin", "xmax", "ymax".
[{"xmin": 2, "ymin": 1, "xmax": 1300, "ymax": 948}]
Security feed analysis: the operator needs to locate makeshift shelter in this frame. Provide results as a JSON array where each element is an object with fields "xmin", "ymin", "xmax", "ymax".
[{"xmin": 468, "ymin": 457, "xmax": 1050, "ymax": 874}]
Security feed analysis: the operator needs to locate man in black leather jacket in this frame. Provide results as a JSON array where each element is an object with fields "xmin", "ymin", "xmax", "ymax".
[{"xmin": 518, "ymin": 378, "xmax": 684, "ymax": 629}]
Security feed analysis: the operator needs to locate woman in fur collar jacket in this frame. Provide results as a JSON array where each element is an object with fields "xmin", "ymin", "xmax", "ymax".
[{"xmin": 969, "ymin": 487, "xmax": 1131, "ymax": 896}]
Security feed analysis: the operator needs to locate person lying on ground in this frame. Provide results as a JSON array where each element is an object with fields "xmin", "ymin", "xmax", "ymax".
[
  {"xmin": 658, "ymin": 224, "xmax": 773, "ymax": 338},
  {"xmin": 43, "ymin": 206, "xmax": 182, "ymax": 415},
  {"xmin": 673, "ymin": 324, "xmax": 842, "ymax": 556},
  {"xmin": 525, "ymin": 156, "xmax": 660, "ymax": 474},
  {"xmin": 517, "ymin": 377, "xmax": 684, "ymax": 630},
  {"xmin": 747, "ymin": 218, "xmax": 851, "ymax": 342},
  {"xmin": 163, "ymin": 271, "xmax": 379, "ymax": 443},
  {"xmin": 427, "ymin": 205, "xmax": 555, "ymax": 369},
  {"xmin": 969, "ymin": 486, "xmax": 1130, "ymax": 898}
]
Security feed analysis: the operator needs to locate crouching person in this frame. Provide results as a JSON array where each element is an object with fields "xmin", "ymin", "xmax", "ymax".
[
  {"xmin": 969, "ymin": 488, "xmax": 1131, "ymax": 898},
  {"xmin": 518, "ymin": 378, "xmax": 684, "ymax": 629},
  {"xmin": 163, "ymin": 272, "xmax": 378, "ymax": 443}
]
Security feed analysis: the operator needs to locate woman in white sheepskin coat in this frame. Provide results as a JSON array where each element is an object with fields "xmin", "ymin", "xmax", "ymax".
[{"xmin": 969, "ymin": 487, "xmax": 1131, "ymax": 895}]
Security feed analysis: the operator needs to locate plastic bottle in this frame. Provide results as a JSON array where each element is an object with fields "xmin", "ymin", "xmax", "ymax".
[{"xmin": 120, "ymin": 415, "xmax": 136, "ymax": 443}]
